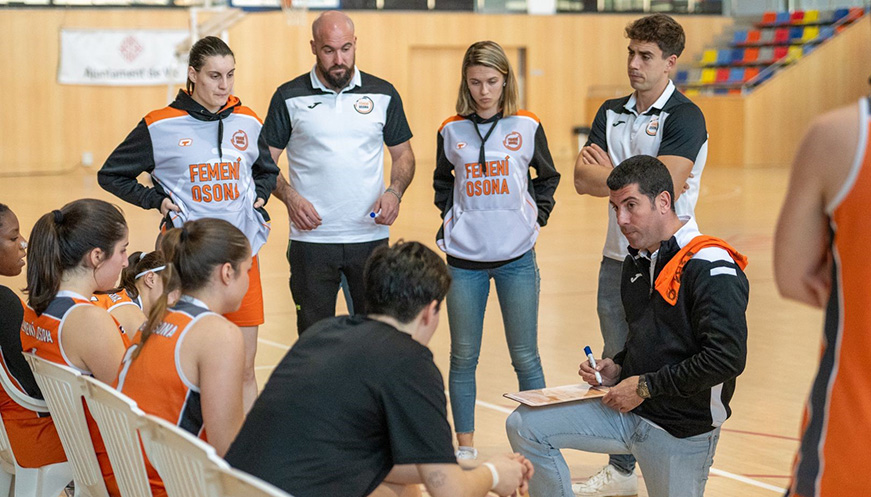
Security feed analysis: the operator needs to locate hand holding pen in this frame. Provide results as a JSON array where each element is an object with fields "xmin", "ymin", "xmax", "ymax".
[{"xmin": 579, "ymin": 346, "xmax": 621, "ymax": 387}]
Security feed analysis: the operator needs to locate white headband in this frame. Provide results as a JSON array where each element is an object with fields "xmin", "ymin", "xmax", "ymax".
[{"xmin": 135, "ymin": 265, "xmax": 166, "ymax": 280}]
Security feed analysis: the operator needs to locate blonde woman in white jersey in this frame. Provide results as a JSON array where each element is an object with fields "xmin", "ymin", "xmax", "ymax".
[{"xmin": 433, "ymin": 40, "xmax": 560, "ymax": 460}]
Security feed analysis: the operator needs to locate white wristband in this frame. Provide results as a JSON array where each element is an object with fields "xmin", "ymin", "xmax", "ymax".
[{"xmin": 483, "ymin": 462, "xmax": 499, "ymax": 490}]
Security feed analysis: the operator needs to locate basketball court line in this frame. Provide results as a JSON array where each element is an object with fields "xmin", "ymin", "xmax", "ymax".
[{"xmin": 257, "ymin": 337, "xmax": 291, "ymax": 350}]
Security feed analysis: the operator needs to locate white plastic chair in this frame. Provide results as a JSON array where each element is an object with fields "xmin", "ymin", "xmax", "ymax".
[
  {"xmin": 0, "ymin": 353, "xmax": 73, "ymax": 497},
  {"xmin": 22, "ymin": 353, "xmax": 110, "ymax": 497},
  {"xmin": 137, "ymin": 414, "xmax": 227, "ymax": 497},
  {"xmin": 80, "ymin": 376, "xmax": 152, "ymax": 497},
  {"xmin": 214, "ymin": 467, "xmax": 293, "ymax": 497}
]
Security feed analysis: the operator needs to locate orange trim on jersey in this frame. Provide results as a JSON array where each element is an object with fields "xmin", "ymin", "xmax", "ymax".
[
  {"xmin": 439, "ymin": 115, "xmax": 466, "ymax": 132},
  {"xmin": 515, "ymin": 109, "xmax": 541, "ymax": 122},
  {"xmin": 233, "ymin": 105, "xmax": 264, "ymax": 125},
  {"xmin": 809, "ymin": 122, "xmax": 871, "ymax": 496},
  {"xmin": 223, "ymin": 254, "xmax": 264, "ymax": 327},
  {"xmin": 144, "ymin": 107, "xmax": 188, "ymax": 126}
]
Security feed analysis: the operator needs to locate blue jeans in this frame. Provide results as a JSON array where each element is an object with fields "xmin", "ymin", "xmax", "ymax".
[
  {"xmin": 597, "ymin": 257, "xmax": 635, "ymax": 473},
  {"xmin": 506, "ymin": 401, "xmax": 720, "ymax": 497},
  {"xmin": 447, "ymin": 249, "xmax": 546, "ymax": 434}
]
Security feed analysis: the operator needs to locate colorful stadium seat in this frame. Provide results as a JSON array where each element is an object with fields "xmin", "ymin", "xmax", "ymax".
[
  {"xmin": 729, "ymin": 49, "xmax": 744, "ymax": 65},
  {"xmin": 700, "ymin": 68, "xmax": 716, "ymax": 84},
  {"xmin": 700, "ymin": 49, "xmax": 717, "ymax": 65},
  {"xmin": 743, "ymin": 67, "xmax": 760, "ymax": 82},
  {"xmin": 728, "ymin": 68, "xmax": 744, "ymax": 83},
  {"xmin": 790, "ymin": 11, "xmax": 805, "ymax": 24},
  {"xmin": 774, "ymin": 28, "xmax": 790, "ymax": 44},
  {"xmin": 773, "ymin": 46, "xmax": 789, "ymax": 61},
  {"xmin": 746, "ymin": 30, "xmax": 761, "ymax": 45}
]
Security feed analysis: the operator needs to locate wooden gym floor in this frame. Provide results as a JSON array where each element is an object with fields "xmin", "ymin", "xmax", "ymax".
[{"xmin": 0, "ymin": 161, "xmax": 818, "ymax": 496}]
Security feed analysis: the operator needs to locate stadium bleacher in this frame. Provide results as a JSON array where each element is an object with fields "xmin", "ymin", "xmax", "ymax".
[{"xmin": 676, "ymin": 6, "xmax": 865, "ymax": 95}]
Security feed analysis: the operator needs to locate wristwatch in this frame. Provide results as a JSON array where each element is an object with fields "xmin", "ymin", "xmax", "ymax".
[{"xmin": 636, "ymin": 375, "xmax": 651, "ymax": 399}]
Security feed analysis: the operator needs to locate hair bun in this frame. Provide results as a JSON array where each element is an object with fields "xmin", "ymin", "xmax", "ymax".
[{"xmin": 52, "ymin": 210, "xmax": 64, "ymax": 225}]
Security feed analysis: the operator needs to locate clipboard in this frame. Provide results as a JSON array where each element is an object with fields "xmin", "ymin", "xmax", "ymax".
[{"xmin": 504, "ymin": 383, "xmax": 609, "ymax": 407}]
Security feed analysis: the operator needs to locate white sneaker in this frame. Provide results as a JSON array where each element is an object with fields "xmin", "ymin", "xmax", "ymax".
[
  {"xmin": 572, "ymin": 464, "xmax": 638, "ymax": 497},
  {"xmin": 455, "ymin": 446, "xmax": 478, "ymax": 469},
  {"xmin": 455, "ymin": 446, "xmax": 478, "ymax": 460}
]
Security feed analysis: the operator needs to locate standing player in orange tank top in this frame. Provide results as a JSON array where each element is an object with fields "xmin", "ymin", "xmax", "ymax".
[
  {"xmin": 113, "ymin": 218, "xmax": 248, "ymax": 497},
  {"xmin": 775, "ymin": 98, "xmax": 871, "ymax": 496}
]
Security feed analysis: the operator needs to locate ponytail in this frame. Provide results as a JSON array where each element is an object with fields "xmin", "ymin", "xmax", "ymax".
[
  {"xmin": 25, "ymin": 211, "xmax": 65, "ymax": 315},
  {"xmin": 133, "ymin": 219, "xmax": 248, "ymax": 359},
  {"xmin": 25, "ymin": 199, "xmax": 127, "ymax": 315},
  {"xmin": 119, "ymin": 250, "xmax": 167, "ymax": 299},
  {"xmin": 132, "ymin": 263, "xmax": 179, "ymax": 360}
]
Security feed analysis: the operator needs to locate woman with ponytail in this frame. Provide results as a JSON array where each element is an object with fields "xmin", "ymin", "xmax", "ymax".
[
  {"xmin": 19, "ymin": 198, "xmax": 131, "ymax": 495},
  {"xmin": 0, "ymin": 203, "xmax": 67, "ymax": 469},
  {"xmin": 114, "ymin": 218, "xmax": 249, "ymax": 497},
  {"xmin": 22, "ymin": 198, "xmax": 130, "ymax": 381}
]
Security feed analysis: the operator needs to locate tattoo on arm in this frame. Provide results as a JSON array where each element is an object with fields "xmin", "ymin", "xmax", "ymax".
[{"xmin": 426, "ymin": 471, "xmax": 446, "ymax": 488}]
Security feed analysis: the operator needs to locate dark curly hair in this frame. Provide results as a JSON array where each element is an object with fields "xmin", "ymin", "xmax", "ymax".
[{"xmin": 625, "ymin": 13, "xmax": 686, "ymax": 58}]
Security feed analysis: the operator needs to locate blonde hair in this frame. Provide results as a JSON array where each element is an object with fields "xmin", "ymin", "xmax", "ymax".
[{"xmin": 456, "ymin": 41, "xmax": 519, "ymax": 117}]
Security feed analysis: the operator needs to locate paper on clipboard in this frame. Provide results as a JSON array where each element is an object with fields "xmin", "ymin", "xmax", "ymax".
[{"xmin": 504, "ymin": 383, "xmax": 609, "ymax": 407}]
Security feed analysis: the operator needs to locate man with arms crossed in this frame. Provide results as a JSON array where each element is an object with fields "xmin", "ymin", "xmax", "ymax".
[
  {"xmin": 508, "ymin": 156, "xmax": 748, "ymax": 497},
  {"xmin": 775, "ymin": 98, "xmax": 871, "ymax": 497},
  {"xmin": 267, "ymin": 11, "xmax": 415, "ymax": 333},
  {"xmin": 572, "ymin": 13, "xmax": 708, "ymax": 495},
  {"xmin": 226, "ymin": 241, "xmax": 532, "ymax": 497}
]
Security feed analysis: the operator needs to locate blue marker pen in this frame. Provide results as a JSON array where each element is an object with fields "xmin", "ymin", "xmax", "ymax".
[
  {"xmin": 369, "ymin": 210, "xmax": 382, "ymax": 219},
  {"xmin": 584, "ymin": 346, "xmax": 603, "ymax": 385}
]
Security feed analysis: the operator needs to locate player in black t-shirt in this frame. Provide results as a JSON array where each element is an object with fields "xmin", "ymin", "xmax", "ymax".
[{"xmin": 226, "ymin": 241, "xmax": 533, "ymax": 497}]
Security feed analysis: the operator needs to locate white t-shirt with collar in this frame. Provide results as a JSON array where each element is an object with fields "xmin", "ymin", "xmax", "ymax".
[{"xmin": 263, "ymin": 66, "xmax": 413, "ymax": 243}]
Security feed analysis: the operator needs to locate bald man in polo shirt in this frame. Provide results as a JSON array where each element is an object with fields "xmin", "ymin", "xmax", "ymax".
[
  {"xmin": 572, "ymin": 13, "xmax": 708, "ymax": 496},
  {"xmin": 268, "ymin": 11, "xmax": 415, "ymax": 334}
]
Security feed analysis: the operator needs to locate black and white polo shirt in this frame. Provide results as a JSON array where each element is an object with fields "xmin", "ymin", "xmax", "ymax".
[
  {"xmin": 263, "ymin": 66, "xmax": 412, "ymax": 243},
  {"xmin": 586, "ymin": 80, "xmax": 708, "ymax": 261}
]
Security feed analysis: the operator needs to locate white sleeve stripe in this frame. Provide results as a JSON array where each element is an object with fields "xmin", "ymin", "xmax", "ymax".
[{"xmin": 711, "ymin": 267, "xmax": 737, "ymax": 277}]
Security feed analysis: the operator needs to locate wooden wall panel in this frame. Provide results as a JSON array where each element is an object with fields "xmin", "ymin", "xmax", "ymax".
[
  {"xmin": 0, "ymin": 10, "xmax": 731, "ymax": 175},
  {"xmin": 743, "ymin": 17, "xmax": 871, "ymax": 167}
]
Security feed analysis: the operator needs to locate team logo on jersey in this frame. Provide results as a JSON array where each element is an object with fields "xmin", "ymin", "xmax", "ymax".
[
  {"xmin": 503, "ymin": 131, "xmax": 522, "ymax": 151},
  {"xmin": 457, "ymin": 142, "xmax": 467, "ymax": 149},
  {"xmin": 231, "ymin": 130, "xmax": 249, "ymax": 151},
  {"xmin": 178, "ymin": 138, "xmax": 193, "ymax": 147},
  {"xmin": 646, "ymin": 116, "xmax": 659, "ymax": 136},
  {"xmin": 354, "ymin": 97, "xmax": 374, "ymax": 114}
]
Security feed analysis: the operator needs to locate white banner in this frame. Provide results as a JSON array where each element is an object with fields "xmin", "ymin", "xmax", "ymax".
[{"xmin": 59, "ymin": 29, "xmax": 189, "ymax": 86}]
